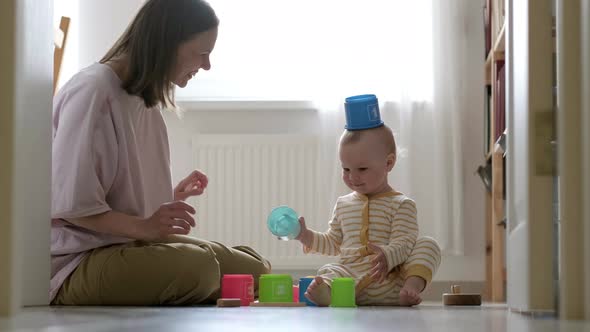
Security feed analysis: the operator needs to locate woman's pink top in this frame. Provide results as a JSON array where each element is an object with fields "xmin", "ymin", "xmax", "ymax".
[{"xmin": 50, "ymin": 63, "xmax": 174, "ymax": 302}]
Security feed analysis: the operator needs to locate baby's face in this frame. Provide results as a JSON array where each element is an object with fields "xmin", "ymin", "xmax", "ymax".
[{"xmin": 339, "ymin": 137, "xmax": 393, "ymax": 196}]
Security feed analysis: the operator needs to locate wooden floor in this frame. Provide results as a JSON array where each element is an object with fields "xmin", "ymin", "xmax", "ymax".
[{"xmin": 1, "ymin": 302, "xmax": 588, "ymax": 332}]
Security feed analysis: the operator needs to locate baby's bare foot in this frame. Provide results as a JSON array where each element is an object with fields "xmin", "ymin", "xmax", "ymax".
[
  {"xmin": 399, "ymin": 287, "xmax": 422, "ymax": 306},
  {"xmin": 399, "ymin": 276, "xmax": 426, "ymax": 306},
  {"xmin": 305, "ymin": 276, "xmax": 331, "ymax": 307}
]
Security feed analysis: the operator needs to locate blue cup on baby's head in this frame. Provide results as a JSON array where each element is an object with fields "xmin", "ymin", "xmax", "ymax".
[
  {"xmin": 267, "ymin": 206, "xmax": 300, "ymax": 241},
  {"xmin": 344, "ymin": 94, "xmax": 384, "ymax": 130}
]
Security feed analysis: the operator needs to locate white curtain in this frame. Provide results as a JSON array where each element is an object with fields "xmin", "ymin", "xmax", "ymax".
[
  {"xmin": 312, "ymin": 1, "xmax": 474, "ymax": 255},
  {"xmin": 176, "ymin": 0, "xmax": 479, "ymax": 255}
]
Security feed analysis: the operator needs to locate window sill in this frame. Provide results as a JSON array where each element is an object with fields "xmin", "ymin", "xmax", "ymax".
[{"xmin": 176, "ymin": 100, "xmax": 319, "ymax": 112}]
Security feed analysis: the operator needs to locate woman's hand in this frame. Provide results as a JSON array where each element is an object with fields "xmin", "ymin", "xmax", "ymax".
[
  {"xmin": 139, "ymin": 201, "xmax": 196, "ymax": 241},
  {"xmin": 368, "ymin": 242, "xmax": 389, "ymax": 283},
  {"xmin": 174, "ymin": 170, "xmax": 208, "ymax": 201}
]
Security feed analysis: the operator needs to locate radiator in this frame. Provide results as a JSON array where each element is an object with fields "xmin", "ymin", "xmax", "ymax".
[{"xmin": 190, "ymin": 134, "xmax": 334, "ymax": 270}]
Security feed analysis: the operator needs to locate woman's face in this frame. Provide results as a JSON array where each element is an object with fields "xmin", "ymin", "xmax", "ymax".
[{"xmin": 171, "ymin": 27, "xmax": 218, "ymax": 88}]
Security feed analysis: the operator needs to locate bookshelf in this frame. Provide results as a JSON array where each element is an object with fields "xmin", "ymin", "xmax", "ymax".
[{"xmin": 483, "ymin": 0, "xmax": 506, "ymax": 302}]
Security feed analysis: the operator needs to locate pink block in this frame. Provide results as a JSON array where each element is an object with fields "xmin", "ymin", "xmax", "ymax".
[
  {"xmin": 293, "ymin": 285, "xmax": 300, "ymax": 302},
  {"xmin": 221, "ymin": 274, "xmax": 254, "ymax": 306}
]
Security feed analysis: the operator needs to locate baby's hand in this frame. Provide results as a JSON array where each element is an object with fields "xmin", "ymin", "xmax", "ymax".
[
  {"xmin": 367, "ymin": 242, "xmax": 388, "ymax": 283},
  {"xmin": 295, "ymin": 217, "xmax": 313, "ymax": 248}
]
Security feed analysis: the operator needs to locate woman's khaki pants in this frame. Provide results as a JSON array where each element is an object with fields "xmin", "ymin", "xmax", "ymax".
[{"xmin": 52, "ymin": 235, "xmax": 271, "ymax": 305}]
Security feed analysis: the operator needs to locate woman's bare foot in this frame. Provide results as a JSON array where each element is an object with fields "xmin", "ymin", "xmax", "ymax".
[
  {"xmin": 304, "ymin": 276, "xmax": 331, "ymax": 306},
  {"xmin": 399, "ymin": 276, "xmax": 426, "ymax": 306}
]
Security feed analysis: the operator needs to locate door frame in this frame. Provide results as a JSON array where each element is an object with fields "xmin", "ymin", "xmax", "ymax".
[
  {"xmin": 557, "ymin": 0, "xmax": 587, "ymax": 320},
  {"xmin": 0, "ymin": 0, "xmax": 19, "ymax": 316},
  {"xmin": 0, "ymin": 0, "xmax": 53, "ymax": 316},
  {"xmin": 506, "ymin": 0, "xmax": 555, "ymax": 313}
]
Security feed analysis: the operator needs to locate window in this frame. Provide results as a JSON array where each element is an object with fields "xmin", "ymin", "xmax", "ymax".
[{"xmin": 176, "ymin": 0, "xmax": 433, "ymax": 102}]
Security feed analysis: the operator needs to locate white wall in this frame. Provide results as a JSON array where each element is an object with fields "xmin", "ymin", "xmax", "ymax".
[
  {"xmin": 59, "ymin": 0, "xmax": 486, "ymax": 282},
  {"xmin": 55, "ymin": 0, "xmax": 144, "ymax": 87},
  {"xmin": 78, "ymin": 0, "xmax": 144, "ymax": 69}
]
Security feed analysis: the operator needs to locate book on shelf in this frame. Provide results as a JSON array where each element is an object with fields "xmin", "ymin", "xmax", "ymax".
[
  {"xmin": 476, "ymin": 161, "xmax": 493, "ymax": 193},
  {"xmin": 483, "ymin": 0, "xmax": 492, "ymax": 57},
  {"xmin": 484, "ymin": 85, "xmax": 491, "ymax": 156},
  {"xmin": 494, "ymin": 60, "xmax": 505, "ymax": 143},
  {"xmin": 502, "ymin": 154, "xmax": 506, "ymax": 200},
  {"xmin": 497, "ymin": 131, "xmax": 507, "ymax": 154},
  {"xmin": 491, "ymin": 0, "xmax": 505, "ymax": 46}
]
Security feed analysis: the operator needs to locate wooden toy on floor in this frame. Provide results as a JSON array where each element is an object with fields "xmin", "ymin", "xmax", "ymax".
[
  {"xmin": 442, "ymin": 285, "xmax": 482, "ymax": 306},
  {"xmin": 216, "ymin": 298, "xmax": 242, "ymax": 307}
]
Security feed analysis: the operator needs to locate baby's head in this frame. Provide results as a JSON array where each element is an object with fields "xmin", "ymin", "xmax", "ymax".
[{"xmin": 338, "ymin": 124, "xmax": 396, "ymax": 196}]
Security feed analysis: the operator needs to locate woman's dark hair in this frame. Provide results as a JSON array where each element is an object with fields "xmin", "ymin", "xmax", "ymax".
[{"xmin": 101, "ymin": 0, "xmax": 218, "ymax": 108}]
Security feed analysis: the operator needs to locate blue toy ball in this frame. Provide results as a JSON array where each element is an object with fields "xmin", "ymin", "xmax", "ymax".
[
  {"xmin": 267, "ymin": 206, "xmax": 301, "ymax": 241},
  {"xmin": 344, "ymin": 94, "xmax": 384, "ymax": 130}
]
